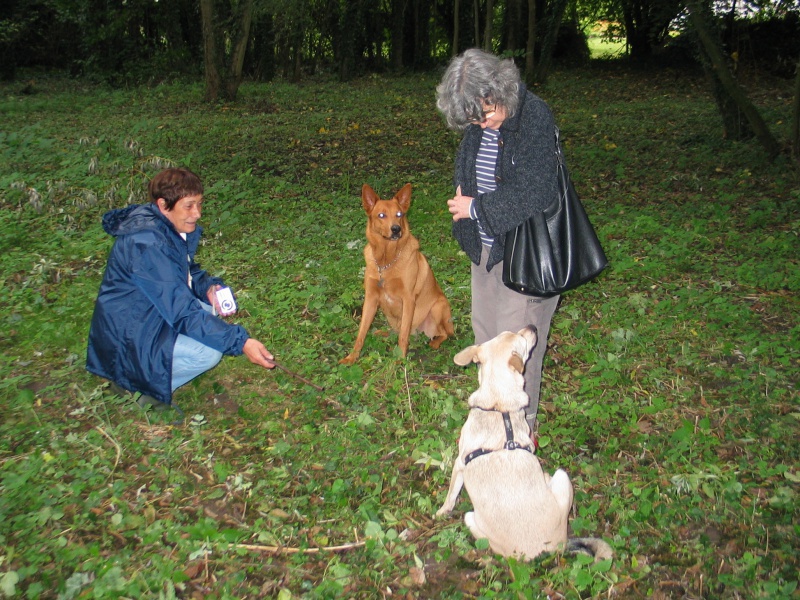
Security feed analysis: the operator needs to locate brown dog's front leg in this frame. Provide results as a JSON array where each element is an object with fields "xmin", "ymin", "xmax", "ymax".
[
  {"xmin": 396, "ymin": 294, "xmax": 415, "ymax": 358},
  {"xmin": 340, "ymin": 287, "xmax": 379, "ymax": 365}
]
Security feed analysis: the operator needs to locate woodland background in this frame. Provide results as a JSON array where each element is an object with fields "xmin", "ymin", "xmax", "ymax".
[{"xmin": 2, "ymin": 0, "xmax": 800, "ymax": 158}]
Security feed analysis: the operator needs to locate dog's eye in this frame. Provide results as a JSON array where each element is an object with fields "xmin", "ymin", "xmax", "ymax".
[
  {"xmin": 396, "ymin": 211, "xmax": 403, "ymax": 218},
  {"xmin": 378, "ymin": 212, "xmax": 386, "ymax": 218}
]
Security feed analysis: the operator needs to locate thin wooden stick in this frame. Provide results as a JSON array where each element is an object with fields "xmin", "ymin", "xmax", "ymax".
[
  {"xmin": 229, "ymin": 540, "xmax": 365, "ymax": 554},
  {"xmin": 272, "ymin": 361, "xmax": 324, "ymax": 391},
  {"xmin": 95, "ymin": 426, "xmax": 121, "ymax": 475}
]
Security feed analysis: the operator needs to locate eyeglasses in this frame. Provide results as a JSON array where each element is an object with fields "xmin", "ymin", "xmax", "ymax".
[{"xmin": 468, "ymin": 104, "xmax": 497, "ymax": 124}]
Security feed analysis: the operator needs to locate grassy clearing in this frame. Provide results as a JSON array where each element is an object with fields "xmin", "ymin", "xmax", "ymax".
[
  {"xmin": 586, "ymin": 31, "xmax": 627, "ymax": 59},
  {"xmin": 0, "ymin": 65, "xmax": 798, "ymax": 599}
]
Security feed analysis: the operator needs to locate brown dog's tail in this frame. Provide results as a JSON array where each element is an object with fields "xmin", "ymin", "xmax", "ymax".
[{"xmin": 566, "ymin": 538, "xmax": 614, "ymax": 561}]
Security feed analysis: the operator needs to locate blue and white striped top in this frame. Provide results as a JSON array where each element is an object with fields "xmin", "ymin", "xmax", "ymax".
[{"xmin": 470, "ymin": 128, "xmax": 500, "ymax": 247}]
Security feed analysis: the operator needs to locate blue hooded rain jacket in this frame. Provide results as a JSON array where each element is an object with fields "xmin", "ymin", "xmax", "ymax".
[{"xmin": 86, "ymin": 203, "xmax": 249, "ymax": 404}]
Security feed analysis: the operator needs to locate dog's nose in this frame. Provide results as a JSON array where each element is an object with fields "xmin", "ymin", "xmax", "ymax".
[{"xmin": 391, "ymin": 225, "xmax": 401, "ymax": 236}]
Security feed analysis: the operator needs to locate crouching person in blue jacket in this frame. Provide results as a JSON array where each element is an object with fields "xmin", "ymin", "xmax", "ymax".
[{"xmin": 86, "ymin": 167, "xmax": 275, "ymax": 418}]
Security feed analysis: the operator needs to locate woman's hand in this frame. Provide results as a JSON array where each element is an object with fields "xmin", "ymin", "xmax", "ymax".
[
  {"xmin": 447, "ymin": 185, "xmax": 473, "ymax": 221},
  {"xmin": 243, "ymin": 338, "xmax": 276, "ymax": 369},
  {"xmin": 207, "ymin": 284, "xmax": 222, "ymax": 313},
  {"xmin": 207, "ymin": 284, "xmax": 237, "ymax": 316}
]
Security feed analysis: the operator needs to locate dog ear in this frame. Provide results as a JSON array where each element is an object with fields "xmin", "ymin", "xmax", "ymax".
[
  {"xmin": 395, "ymin": 183, "xmax": 412, "ymax": 212},
  {"xmin": 454, "ymin": 345, "xmax": 479, "ymax": 366},
  {"xmin": 518, "ymin": 325, "xmax": 538, "ymax": 350},
  {"xmin": 508, "ymin": 352, "xmax": 525, "ymax": 374},
  {"xmin": 362, "ymin": 184, "xmax": 379, "ymax": 213}
]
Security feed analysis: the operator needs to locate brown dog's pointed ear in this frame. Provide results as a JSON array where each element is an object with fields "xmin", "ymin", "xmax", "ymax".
[
  {"xmin": 362, "ymin": 184, "xmax": 379, "ymax": 213},
  {"xmin": 509, "ymin": 352, "xmax": 525, "ymax": 374},
  {"xmin": 454, "ymin": 345, "xmax": 480, "ymax": 366},
  {"xmin": 396, "ymin": 183, "xmax": 412, "ymax": 212}
]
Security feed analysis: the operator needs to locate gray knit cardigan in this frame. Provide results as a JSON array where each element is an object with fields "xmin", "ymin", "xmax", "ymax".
[{"xmin": 452, "ymin": 84, "xmax": 559, "ymax": 271}]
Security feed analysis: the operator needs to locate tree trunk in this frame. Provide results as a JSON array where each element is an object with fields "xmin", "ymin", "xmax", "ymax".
[
  {"xmin": 621, "ymin": 1, "xmax": 653, "ymax": 60},
  {"xmin": 524, "ymin": 0, "xmax": 536, "ymax": 84},
  {"xmin": 483, "ymin": 0, "xmax": 494, "ymax": 51},
  {"xmin": 200, "ymin": 0, "xmax": 222, "ymax": 102},
  {"xmin": 224, "ymin": 0, "xmax": 254, "ymax": 100},
  {"xmin": 453, "ymin": 0, "xmax": 460, "ymax": 56},
  {"xmin": 391, "ymin": 0, "xmax": 408, "ymax": 70},
  {"xmin": 253, "ymin": 13, "xmax": 276, "ymax": 82},
  {"xmin": 506, "ymin": 0, "xmax": 523, "ymax": 53},
  {"xmin": 201, "ymin": 0, "xmax": 254, "ymax": 102},
  {"xmin": 700, "ymin": 58, "xmax": 753, "ymax": 140},
  {"xmin": 473, "ymin": 0, "xmax": 480, "ymax": 48},
  {"xmin": 412, "ymin": 0, "xmax": 432, "ymax": 68},
  {"xmin": 792, "ymin": 54, "xmax": 800, "ymax": 161},
  {"xmin": 291, "ymin": 27, "xmax": 303, "ymax": 83},
  {"xmin": 532, "ymin": 0, "xmax": 569, "ymax": 84},
  {"xmin": 686, "ymin": 0, "xmax": 780, "ymax": 158},
  {"xmin": 338, "ymin": 1, "xmax": 357, "ymax": 81}
]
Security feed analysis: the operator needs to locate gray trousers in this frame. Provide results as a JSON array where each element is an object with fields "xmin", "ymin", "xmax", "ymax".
[{"xmin": 471, "ymin": 246, "xmax": 560, "ymax": 425}]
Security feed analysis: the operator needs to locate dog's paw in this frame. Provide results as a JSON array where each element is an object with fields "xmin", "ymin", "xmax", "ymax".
[
  {"xmin": 428, "ymin": 335, "xmax": 447, "ymax": 350},
  {"xmin": 435, "ymin": 506, "xmax": 452, "ymax": 518},
  {"xmin": 339, "ymin": 354, "xmax": 358, "ymax": 365}
]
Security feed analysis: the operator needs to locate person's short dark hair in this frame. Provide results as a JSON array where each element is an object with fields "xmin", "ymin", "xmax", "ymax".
[{"xmin": 148, "ymin": 168, "xmax": 204, "ymax": 211}]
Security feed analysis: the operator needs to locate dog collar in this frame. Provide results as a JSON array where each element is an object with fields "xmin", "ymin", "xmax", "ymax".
[
  {"xmin": 375, "ymin": 249, "xmax": 402, "ymax": 274},
  {"xmin": 463, "ymin": 412, "xmax": 533, "ymax": 466},
  {"xmin": 375, "ymin": 249, "xmax": 403, "ymax": 288}
]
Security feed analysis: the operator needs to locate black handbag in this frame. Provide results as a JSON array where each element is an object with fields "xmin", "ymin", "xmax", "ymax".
[{"xmin": 502, "ymin": 127, "xmax": 608, "ymax": 296}]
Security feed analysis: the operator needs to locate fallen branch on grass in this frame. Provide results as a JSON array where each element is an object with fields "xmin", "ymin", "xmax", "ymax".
[
  {"xmin": 229, "ymin": 540, "xmax": 365, "ymax": 554},
  {"xmin": 272, "ymin": 361, "xmax": 325, "ymax": 391}
]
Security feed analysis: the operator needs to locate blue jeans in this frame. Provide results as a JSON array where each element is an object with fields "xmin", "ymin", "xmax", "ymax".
[{"xmin": 171, "ymin": 303, "xmax": 223, "ymax": 391}]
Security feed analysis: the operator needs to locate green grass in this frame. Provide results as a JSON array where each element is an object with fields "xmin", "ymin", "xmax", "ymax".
[
  {"xmin": 0, "ymin": 65, "xmax": 798, "ymax": 599},
  {"xmin": 587, "ymin": 34, "xmax": 627, "ymax": 59}
]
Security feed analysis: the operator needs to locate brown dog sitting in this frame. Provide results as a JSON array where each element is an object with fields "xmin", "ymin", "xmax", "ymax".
[
  {"xmin": 437, "ymin": 326, "xmax": 613, "ymax": 561},
  {"xmin": 340, "ymin": 184, "xmax": 454, "ymax": 365}
]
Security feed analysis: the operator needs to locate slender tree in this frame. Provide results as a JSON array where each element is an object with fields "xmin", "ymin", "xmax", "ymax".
[
  {"xmin": 391, "ymin": 0, "xmax": 408, "ymax": 70},
  {"xmin": 792, "ymin": 54, "xmax": 800, "ymax": 161},
  {"xmin": 524, "ymin": 0, "xmax": 537, "ymax": 83},
  {"xmin": 532, "ymin": 0, "xmax": 570, "ymax": 83},
  {"xmin": 473, "ymin": 0, "xmax": 481, "ymax": 48},
  {"xmin": 453, "ymin": 0, "xmax": 461, "ymax": 56},
  {"xmin": 200, "ymin": 0, "xmax": 255, "ymax": 101},
  {"xmin": 483, "ymin": 0, "xmax": 495, "ymax": 50},
  {"xmin": 505, "ymin": 0, "xmax": 524, "ymax": 53},
  {"xmin": 686, "ymin": 0, "xmax": 780, "ymax": 158}
]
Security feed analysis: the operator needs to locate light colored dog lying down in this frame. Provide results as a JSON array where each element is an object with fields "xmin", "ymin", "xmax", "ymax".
[{"xmin": 436, "ymin": 326, "xmax": 612, "ymax": 561}]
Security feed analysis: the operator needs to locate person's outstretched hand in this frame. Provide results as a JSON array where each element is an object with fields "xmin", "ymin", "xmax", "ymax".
[{"xmin": 243, "ymin": 338, "xmax": 275, "ymax": 369}]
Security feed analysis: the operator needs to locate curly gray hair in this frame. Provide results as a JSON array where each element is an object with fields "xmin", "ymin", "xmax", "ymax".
[{"xmin": 436, "ymin": 48, "xmax": 522, "ymax": 131}]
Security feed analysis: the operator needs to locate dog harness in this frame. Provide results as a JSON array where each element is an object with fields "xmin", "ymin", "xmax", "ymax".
[{"xmin": 464, "ymin": 411, "xmax": 534, "ymax": 466}]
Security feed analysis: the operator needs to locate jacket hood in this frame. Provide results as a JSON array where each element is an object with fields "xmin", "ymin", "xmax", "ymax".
[
  {"xmin": 102, "ymin": 204, "xmax": 163, "ymax": 237},
  {"xmin": 101, "ymin": 203, "xmax": 203, "ymax": 241}
]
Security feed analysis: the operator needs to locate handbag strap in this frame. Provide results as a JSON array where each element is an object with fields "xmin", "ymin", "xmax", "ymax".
[{"xmin": 554, "ymin": 126, "xmax": 565, "ymax": 167}]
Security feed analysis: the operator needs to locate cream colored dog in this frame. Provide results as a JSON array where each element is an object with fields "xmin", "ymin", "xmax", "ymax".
[{"xmin": 436, "ymin": 326, "xmax": 612, "ymax": 561}]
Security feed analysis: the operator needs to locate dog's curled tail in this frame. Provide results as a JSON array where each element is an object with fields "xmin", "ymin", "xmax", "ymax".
[{"xmin": 566, "ymin": 537, "xmax": 614, "ymax": 561}]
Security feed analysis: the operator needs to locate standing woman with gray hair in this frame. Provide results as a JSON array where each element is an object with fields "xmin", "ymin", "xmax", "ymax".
[{"xmin": 436, "ymin": 48, "xmax": 560, "ymax": 437}]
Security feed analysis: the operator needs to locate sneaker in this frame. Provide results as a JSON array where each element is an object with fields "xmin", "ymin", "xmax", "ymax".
[
  {"xmin": 135, "ymin": 393, "xmax": 185, "ymax": 425},
  {"xmin": 135, "ymin": 394, "xmax": 165, "ymax": 410},
  {"xmin": 108, "ymin": 382, "xmax": 130, "ymax": 397}
]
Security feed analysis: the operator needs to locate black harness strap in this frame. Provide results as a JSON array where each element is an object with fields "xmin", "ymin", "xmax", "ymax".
[{"xmin": 464, "ymin": 412, "xmax": 533, "ymax": 466}]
